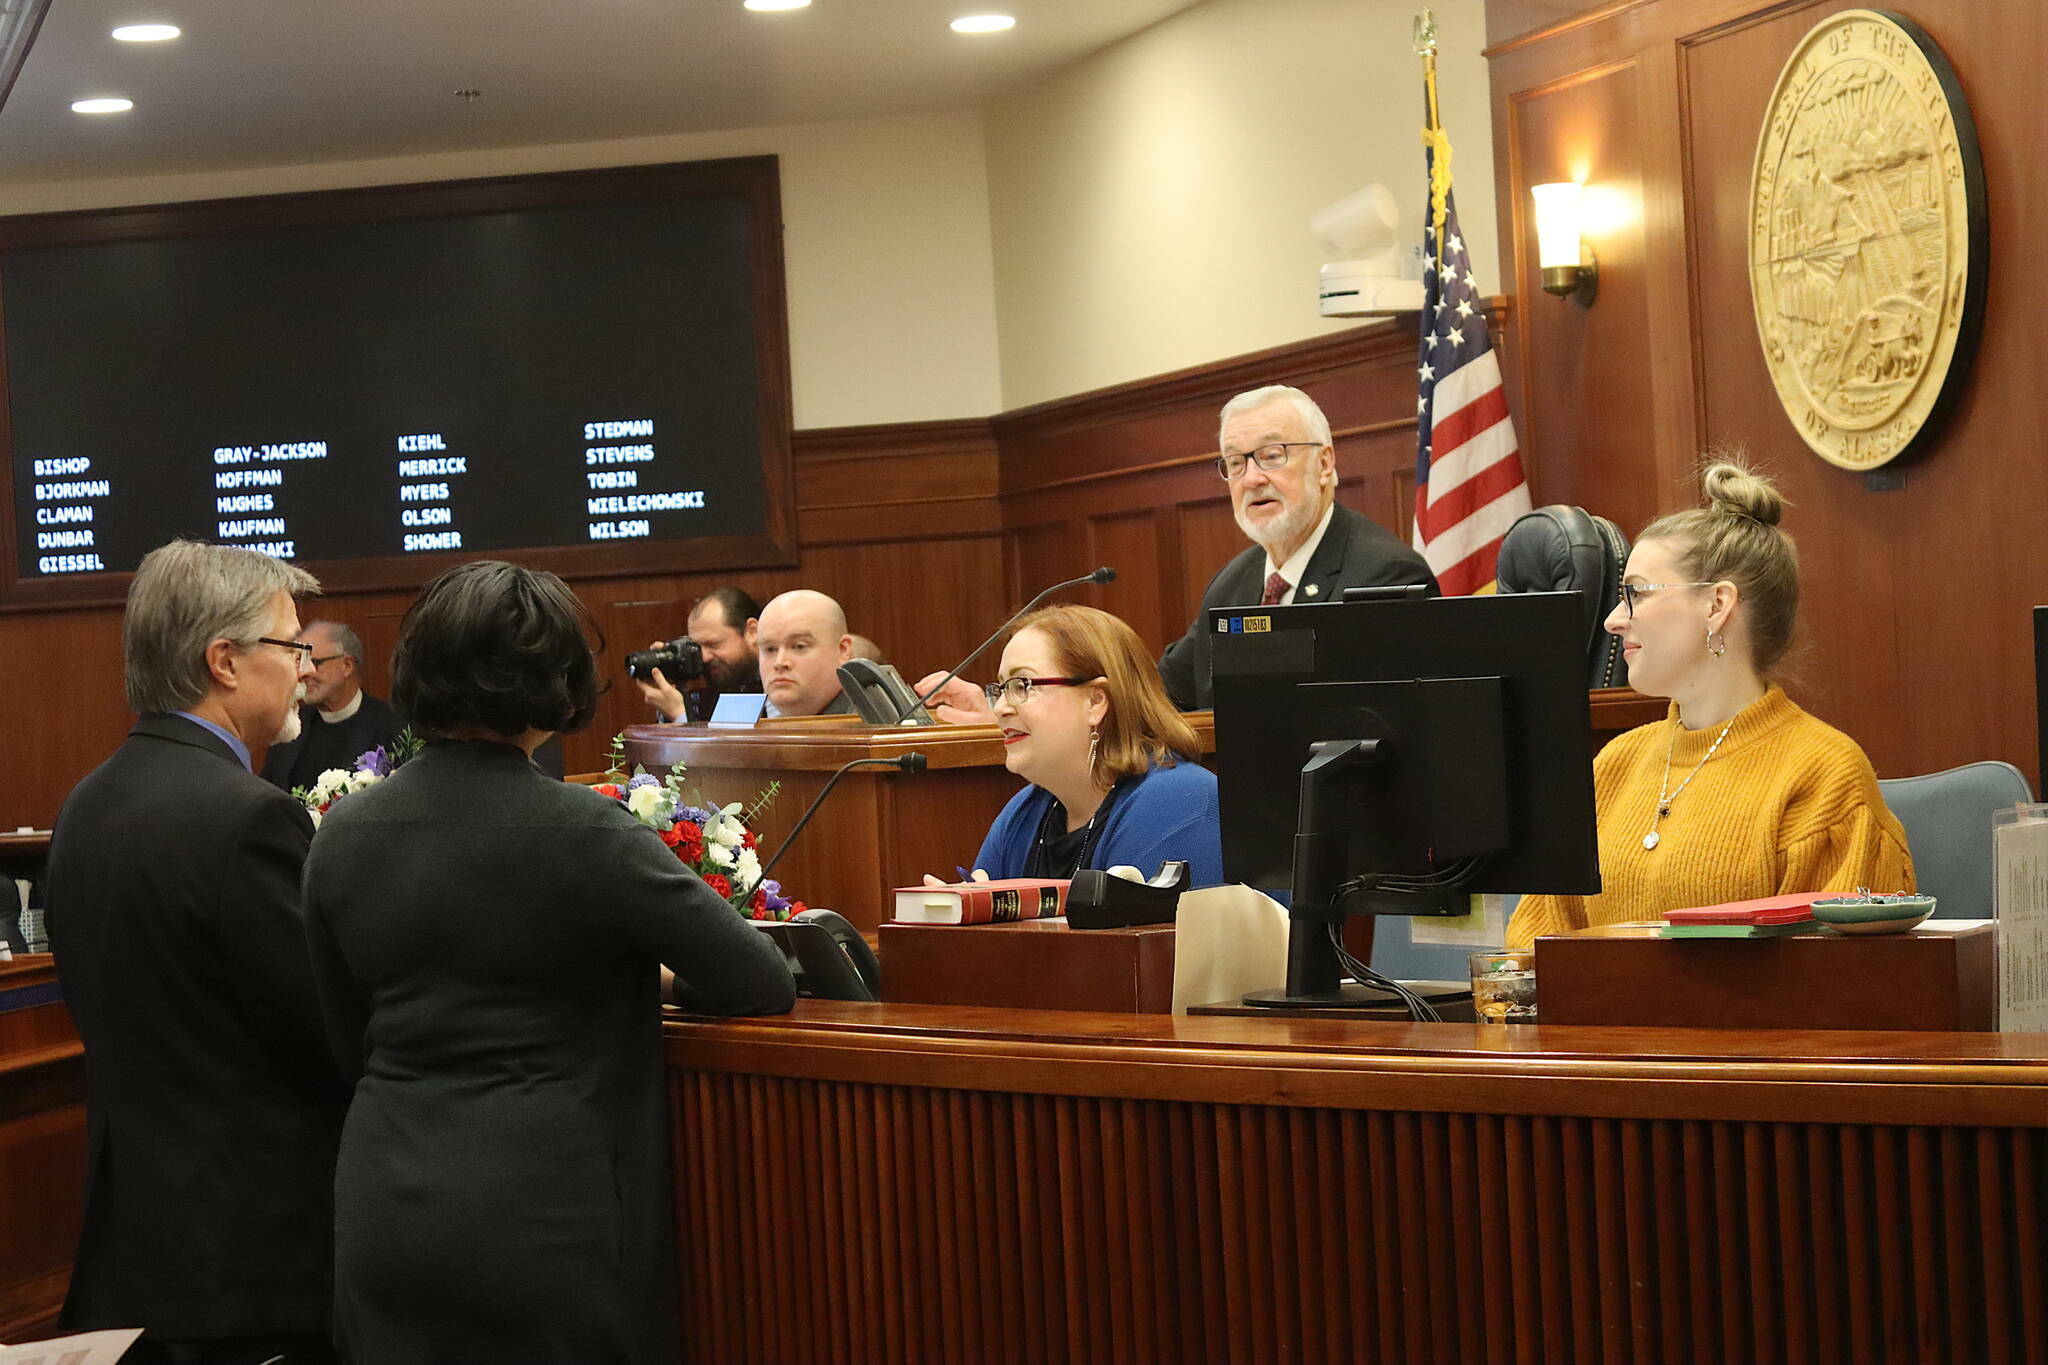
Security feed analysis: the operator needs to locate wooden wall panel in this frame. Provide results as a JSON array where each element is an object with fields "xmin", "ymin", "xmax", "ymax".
[
  {"xmin": 1506, "ymin": 58, "xmax": 1662, "ymax": 537},
  {"xmin": 1488, "ymin": 0, "xmax": 2048, "ymax": 787},
  {"xmin": 1084, "ymin": 511, "xmax": 1165, "ymax": 654}
]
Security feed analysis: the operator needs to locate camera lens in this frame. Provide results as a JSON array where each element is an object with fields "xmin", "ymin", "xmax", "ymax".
[{"xmin": 625, "ymin": 637, "xmax": 707, "ymax": 683}]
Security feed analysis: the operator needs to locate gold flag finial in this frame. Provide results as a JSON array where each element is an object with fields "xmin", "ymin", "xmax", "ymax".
[{"xmin": 1412, "ymin": 9, "xmax": 1438, "ymax": 56}]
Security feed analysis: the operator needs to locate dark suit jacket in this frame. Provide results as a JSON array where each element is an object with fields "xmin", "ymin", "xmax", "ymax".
[
  {"xmin": 1158, "ymin": 503, "xmax": 1439, "ymax": 710},
  {"xmin": 45, "ymin": 713, "xmax": 349, "ymax": 1339},
  {"xmin": 261, "ymin": 691, "xmax": 406, "ymax": 792}
]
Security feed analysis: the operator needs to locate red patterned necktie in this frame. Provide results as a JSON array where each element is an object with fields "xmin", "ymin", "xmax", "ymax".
[{"xmin": 1260, "ymin": 572, "xmax": 1290, "ymax": 606}]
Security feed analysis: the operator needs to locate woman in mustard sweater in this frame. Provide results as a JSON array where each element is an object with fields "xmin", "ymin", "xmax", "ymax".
[{"xmin": 1505, "ymin": 461, "xmax": 1914, "ymax": 950}]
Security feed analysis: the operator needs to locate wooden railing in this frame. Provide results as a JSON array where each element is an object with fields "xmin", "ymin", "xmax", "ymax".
[{"xmin": 666, "ymin": 1003, "xmax": 2048, "ymax": 1365}]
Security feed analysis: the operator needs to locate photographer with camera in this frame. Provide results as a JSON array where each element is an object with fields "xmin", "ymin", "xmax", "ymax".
[{"xmin": 629, "ymin": 587, "xmax": 763, "ymax": 723}]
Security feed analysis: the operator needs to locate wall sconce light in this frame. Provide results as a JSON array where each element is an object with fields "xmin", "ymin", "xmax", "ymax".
[{"xmin": 1530, "ymin": 181, "xmax": 1597, "ymax": 303}]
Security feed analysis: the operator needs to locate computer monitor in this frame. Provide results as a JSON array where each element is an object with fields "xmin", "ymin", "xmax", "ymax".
[{"xmin": 1210, "ymin": 588, "xmax": 1600, "ymax": 1006}]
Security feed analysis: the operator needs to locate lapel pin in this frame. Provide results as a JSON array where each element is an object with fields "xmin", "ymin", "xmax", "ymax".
[{"xmin": 1304, "ymin": 583, "xmax": 1320, "ymax": 598}]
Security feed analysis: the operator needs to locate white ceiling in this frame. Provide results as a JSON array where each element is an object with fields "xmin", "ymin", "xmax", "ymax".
[{"xmin": 0, "ymin": 0, "xmax": 1203, "ymax": 183}]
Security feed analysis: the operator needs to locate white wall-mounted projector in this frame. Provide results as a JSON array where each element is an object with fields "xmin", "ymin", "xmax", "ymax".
[{"xmin": 1312, "ymin": 184, "xmax": 1425, "ymax": 318}]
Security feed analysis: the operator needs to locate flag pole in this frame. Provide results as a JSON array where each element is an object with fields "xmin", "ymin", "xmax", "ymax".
[{"xmin": 1413, "ymin": 9, "xmax": 1452, "ymax": 271}]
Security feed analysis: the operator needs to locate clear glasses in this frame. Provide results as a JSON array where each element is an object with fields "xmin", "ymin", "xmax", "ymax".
[
  {"xmin": 252, "ymin": 636, "xmax": 316, "ymax": 662},
  {"xmin": 1618, "ymin": 582, "xmax": 1715, "ymax": 618},
  {"xmin": 983, "ymin": 675, "xmax": 1100, "ymax": 708},
  {"xmin": 1215, "ymin": 441, "xmax": 1322, "ymax": 482}
]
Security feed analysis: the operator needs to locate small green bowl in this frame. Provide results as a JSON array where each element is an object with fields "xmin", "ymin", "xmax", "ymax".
[{"xmin": 1810, "ymin": 895, "xmax": 1936, "ymax": 935}]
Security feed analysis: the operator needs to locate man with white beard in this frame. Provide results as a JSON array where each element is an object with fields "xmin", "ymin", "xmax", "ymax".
[
  {"xmin": 1156, "ymin": 384, "xmax": 1438, "ymax": 710},
  {"xmin": 45, "ymin": 539, "xmax": 348, "ymax": 1364},
  {"xmin": 915, "ymin": 385, "xmax": 1437, "ymax": 721}
]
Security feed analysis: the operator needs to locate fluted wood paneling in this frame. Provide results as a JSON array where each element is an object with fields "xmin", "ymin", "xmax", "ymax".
[{"xmin": 671, "ymin": 1071, "xmax": 2048, "ymax": 1365}]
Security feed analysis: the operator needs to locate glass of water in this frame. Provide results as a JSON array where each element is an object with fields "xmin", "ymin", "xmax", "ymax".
[{"xmin": 1468, "ymin": 949, "xmax": 1537, "ymax": 1023}]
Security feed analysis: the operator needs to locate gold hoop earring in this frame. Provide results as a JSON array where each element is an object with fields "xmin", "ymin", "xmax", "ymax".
[{"xmin": 1707, "ymin": 628, "xmax": 1727, "ymax": 659}]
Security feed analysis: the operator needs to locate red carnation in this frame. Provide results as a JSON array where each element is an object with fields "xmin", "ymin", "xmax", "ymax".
[
  {"xmin": 593, "ymin": 784, "xmax": 624, "ymax": 800},
  {"xmin": 742, "ymin": 829, "xmax": 759, "ymax": 851},
  {"xmin": 658, "ymin": 822, "xmax": 686, "ymax": 847},
  {"xmin": 750, "ymin": 887, "xmax": 767, "ymax": 913},
  {"xmin": 703, "ymin": 873, "xmax": 732, "ymax": 899}
]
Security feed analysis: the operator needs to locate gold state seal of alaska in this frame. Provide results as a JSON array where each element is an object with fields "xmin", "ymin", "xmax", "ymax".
[{"xmin": 1748, "ymin": 9, "xmax": 1984, "ymax": 471}]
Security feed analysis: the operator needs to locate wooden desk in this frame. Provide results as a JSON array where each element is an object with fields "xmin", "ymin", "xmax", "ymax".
[
  {"xmin": 666, "ymin": 1002, "xmax": 2048, "ymax": 1365},
  {"xmin": 624, "ymin": 716, "xmax": 1216, "ymax": 933},
  {"xmin": 0, "ymin": 955, "xmax": 84, "ymax": 1341},
  {"xmin": 626, "ymin": 692, "xmax": 1658, "ymax": 934}
]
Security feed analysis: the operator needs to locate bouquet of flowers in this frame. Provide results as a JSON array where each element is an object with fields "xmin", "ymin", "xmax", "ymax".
[
  {"xmin": 594, "ymin": 743, "xmax": 806, "ymax": 921},
  {"xmin": 293, "ymin": 729, "xmax": 423, "ymax": 827}
]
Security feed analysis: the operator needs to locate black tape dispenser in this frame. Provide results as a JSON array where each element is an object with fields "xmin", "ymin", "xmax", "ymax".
[{"xmin": 1064, "ymin": 861, "xmax": 1191, "ymax": 930}]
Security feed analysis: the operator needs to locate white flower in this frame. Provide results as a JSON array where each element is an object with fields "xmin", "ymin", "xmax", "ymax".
[
  {"xmin": 705, "ymin": 841, "xmax": 736, "ymax": 868},
  {"xmin": 310, "ymin": 769, "xmax": 352, "ymax": 803},
  {"xmin": 707, "ymin": 814, "xmax": 745, "ymax": 849},
  {"xmin": 735, "ymin": 847, "xmax": 762, "ymax": 886},
  {"xmin": 626, "ymin": 784, "xmax": 670, "ymax": 825},
  {"xmin": 307, "ymin": 808, "xmax": 323, "ymax": 829}
]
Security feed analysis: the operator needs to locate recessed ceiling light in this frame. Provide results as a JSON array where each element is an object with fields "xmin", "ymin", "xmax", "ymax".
[
  {"xmin": 71, "ymin": 97, "xmax": 135, "ymax": 114},
  {"xmin": 950, "ymin": 14, "xmax": 1015, "ymax": 32},
  {"xmin": 111, "ymin": 24, "xmax": 181, "ymax": 42},
  {"xmin": 743, "ymin": 0, "xmax": 811, "ymax": 10}
]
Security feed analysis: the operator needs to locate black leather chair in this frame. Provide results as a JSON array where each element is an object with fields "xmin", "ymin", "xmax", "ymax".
[{"xmin": 1495, "ymin": 504, "xmax": 1631, "ymax": 689}]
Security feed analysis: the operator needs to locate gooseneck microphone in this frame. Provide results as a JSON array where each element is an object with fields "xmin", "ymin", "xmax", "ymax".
[
  {"xmin": 742, "ymin": 752, "xmax": 928, "ymax": 899},
  {"xmin": 898, "ymin": 566, "xmax": 1117, "ymax": 723}
]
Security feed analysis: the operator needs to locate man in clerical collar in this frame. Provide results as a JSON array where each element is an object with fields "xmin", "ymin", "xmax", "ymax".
[
  {"xmin": 263, "ymin": 619, "xmax": 405, "ymax": 791},
  {"xmin": 1155, "ymin": 384, "xmax": 1438, "ymax": 710}
]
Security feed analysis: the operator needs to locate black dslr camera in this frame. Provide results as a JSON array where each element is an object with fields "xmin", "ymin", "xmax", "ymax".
[{"xmin": 625, "ymin": 637, "xmax": 708, "ymax": 683}]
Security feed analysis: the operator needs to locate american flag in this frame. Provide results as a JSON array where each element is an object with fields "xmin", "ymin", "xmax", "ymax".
[{"xmin": 1413, "ymin": 171, "xmax": 1530, "ymax": 596}]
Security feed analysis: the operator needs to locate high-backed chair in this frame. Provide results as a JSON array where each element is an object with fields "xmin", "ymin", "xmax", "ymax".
[
  {"xmin": 1495, "ymin": 505, "xmax": 1631, "ymax": 689},
  {"xmin": 1877, "ymin": 761, "xmax": 2034, "ymax": 920}
]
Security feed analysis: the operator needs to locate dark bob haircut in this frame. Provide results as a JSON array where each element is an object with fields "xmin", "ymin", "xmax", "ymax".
[{"xmin": 393, "ymin": 560, "xmax": 605, "ymax": 739}]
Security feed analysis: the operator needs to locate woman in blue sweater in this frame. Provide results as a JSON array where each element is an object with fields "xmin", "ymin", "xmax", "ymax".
[{"xmin": 963, "ymin": 605, "xmax": 1224, "ymax": 888}]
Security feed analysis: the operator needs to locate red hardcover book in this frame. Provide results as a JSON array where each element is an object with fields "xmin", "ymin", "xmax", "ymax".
[
  {"xmin": 890, "ymin": 878, "xmax": 1070, "ymax": 925},
  {"xmin": 1664, "ymin": 892, "xmax": 1843, "ymax": 925}
]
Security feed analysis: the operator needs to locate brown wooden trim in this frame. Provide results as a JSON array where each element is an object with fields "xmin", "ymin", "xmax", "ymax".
[
  {"xmin": 1000, "ymin": 417, "xmax": 1423, "ymax": 499},
  {"xmin": 665, "ymin": 1006, "xmax": 2048, "ymax": 1128},
  {"xmin": 797, "ymin": 492, "xmax": 999, "ymax": 515},
  {"xmin": 794, "ymin": 417, "xmax": 998, "ymax": 464},
  {"xmin": 995, "ymin": 302, "xmax": 1513, "ymax": 445},
  {"xmin": 1483, "ymin": 0, "xmax": 1659, "ymax": 57}
]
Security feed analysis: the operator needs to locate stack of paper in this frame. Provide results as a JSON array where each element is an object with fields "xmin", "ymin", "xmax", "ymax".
[{"xmin": 1660, "ymin": 893, "xmax": 1828, "ymax": 938}]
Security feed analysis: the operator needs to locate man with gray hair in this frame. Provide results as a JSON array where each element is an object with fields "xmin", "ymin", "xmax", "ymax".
[
  {"xmin": 46, "ymin": 539, "xmax": 348, "ymax": 1364},
  {"xmin": 262, "ymin": 619, "xmax": 406, "ymax": 793},
  {"xmin": 918, "ymin": 385, "xmax": 1437, "ymax": 721},
  {"xmin": 1156, "ymin": 384, "xmax": 1437, "ymax": 709}
]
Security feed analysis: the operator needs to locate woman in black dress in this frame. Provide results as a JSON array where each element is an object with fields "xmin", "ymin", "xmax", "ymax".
[{"xmin": 303, "ymin": 561, "xmax": 795, "ymax": 1364}]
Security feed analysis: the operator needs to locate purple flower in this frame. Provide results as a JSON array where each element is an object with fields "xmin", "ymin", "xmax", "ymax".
[
  {"xmin": 677, "ymin": 805, "xmax": 714, "ymax": 826},
  {"xmin": 354, "ymin": 745, "xmax": 391, "ymax": 777},
  {"xmin": 761, "ymin": 879, "xmax": 795, "ymax": 915},
  {"xmin": 627, "ymin": 773, "xmax": 661, "ymax": 792}
]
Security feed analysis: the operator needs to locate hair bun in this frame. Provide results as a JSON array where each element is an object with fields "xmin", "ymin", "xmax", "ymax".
[{"xmin": 1700, "ymin": 460, "xmax": 1785, "ymax": 528}]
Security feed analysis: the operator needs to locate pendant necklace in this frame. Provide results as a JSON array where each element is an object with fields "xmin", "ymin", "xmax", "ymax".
[{"xmin": 1642, "ymin": 714, "xmax": 1738, "ymax": 851}]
